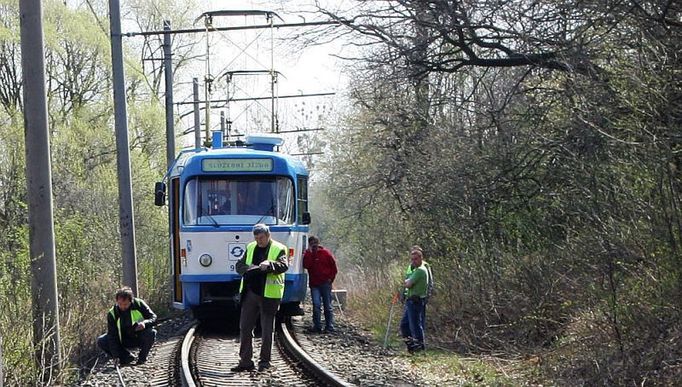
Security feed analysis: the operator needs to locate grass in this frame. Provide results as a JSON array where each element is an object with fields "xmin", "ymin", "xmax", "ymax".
[{"xmin": 398, "ymin": 348, "xmax": 522, "ymax": 386}]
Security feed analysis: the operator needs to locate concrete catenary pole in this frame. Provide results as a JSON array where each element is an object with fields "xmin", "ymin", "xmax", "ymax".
[
  {"xmin": 19, "ymin": 0, "xmax": 61, "ymax": 377},
  {"xmin": 109, "ymin": 0, "xmax": 138, "ymax": 294},
  {"xmin": 163, "ymin": 20, "xmax": 175, "ymax": 170},
  {"xmin": 193, "ymin": 78, "xmax": 201, "ymax": 149},
  {"xmin": 163, "ymin": 20, "xmax": 175, "ymax": 307},
  {"xmin": 0, "ymin": 334, "xmax": 3, "ymax": 386}
]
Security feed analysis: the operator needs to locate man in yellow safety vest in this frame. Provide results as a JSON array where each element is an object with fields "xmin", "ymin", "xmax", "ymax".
[
  {"xmin": 231, "ymin": 223, "xmax": 288, "ymax": 373},
  {"xmin": 97, "ymin": 286, "xmax": 157, "ymax": 365}
]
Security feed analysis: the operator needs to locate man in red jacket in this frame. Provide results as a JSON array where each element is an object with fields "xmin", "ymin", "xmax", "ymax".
[{"xmin": 303, "ymin": 235, "xmax": 338, "ymax": 333}]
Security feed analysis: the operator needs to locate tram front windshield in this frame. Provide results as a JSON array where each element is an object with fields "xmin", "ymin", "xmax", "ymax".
[{"xmin": 183, "ymin": 176, "xmax": 295, "ymax": 225}]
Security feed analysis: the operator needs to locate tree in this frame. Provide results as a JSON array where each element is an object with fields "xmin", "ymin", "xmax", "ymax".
[{"xmin": 314, "ymin": 0, "xmax": 682, "ymax": 383}]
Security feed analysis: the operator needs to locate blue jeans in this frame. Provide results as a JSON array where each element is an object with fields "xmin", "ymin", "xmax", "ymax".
[
  {"xmin": 399, "ymin": 298, "xmax": 425, "ymax": 348},
  {"xmin": 310, "ymin": 281, "xmax": 334, "ymax": 331}
]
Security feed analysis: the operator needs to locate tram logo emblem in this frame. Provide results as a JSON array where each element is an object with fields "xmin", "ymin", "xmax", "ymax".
[{"xmin": 229, "ymin": 244, "xmax": 245, "ymax": 260}]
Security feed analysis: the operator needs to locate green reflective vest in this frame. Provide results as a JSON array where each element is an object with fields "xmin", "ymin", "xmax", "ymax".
[
  {"xmin": 239, "ymin": 240, "xmax": 287, "ymax": 299},
  {"xmin": 404, "ymin": 261, "xmax": 433, "ymax": 299},
  {"xmin": 108, "ymin": 298, "xmax": 145, "ymax": 343}
]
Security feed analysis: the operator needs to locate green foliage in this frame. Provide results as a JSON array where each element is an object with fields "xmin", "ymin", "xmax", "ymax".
[
  {"xmin": 317, "ymin": 1, "xmax": 682, "ymax": 385},
  {"xmin": 0, "ymin": 225, "xmax": 35, "ymax": 385},
  {"xmin": 0, "ymin": 0, "xmax": 175, "ymax": 383}
]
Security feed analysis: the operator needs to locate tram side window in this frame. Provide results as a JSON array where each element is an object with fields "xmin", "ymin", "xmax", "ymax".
[
  {"xmin": 184, "ymin": 179, "xmax": 199, "ymax": 225},
  {"xmin": 297, "ymin": 175, "xmax": 308, "ymax": 224},
  {"xmin": 276, "ymin": 178, "xmax": 294, "ymax": 223}
]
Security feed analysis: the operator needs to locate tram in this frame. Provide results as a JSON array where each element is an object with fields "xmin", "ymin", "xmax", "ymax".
[{"xmin": 154, "ymin": 133, "xmax": 310, "ymax": 319}]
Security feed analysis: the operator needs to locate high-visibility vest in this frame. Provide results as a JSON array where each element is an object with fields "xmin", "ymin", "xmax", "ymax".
[
  {"xmin": 404, "ymin": 261, "xmax": 434, "ymax": 299},
  {"xmin": 108, "ymin": 298, "xmax": 145, "ymax": 343},
  {"xmin": 239, "ymin": 240, "xmax": 287, "ymax": 299}
]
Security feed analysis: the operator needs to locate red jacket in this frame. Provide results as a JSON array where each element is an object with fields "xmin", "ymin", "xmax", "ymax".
[{"xmin": 303, "ymin": 246, "xmax": 338, "ymax": 287}]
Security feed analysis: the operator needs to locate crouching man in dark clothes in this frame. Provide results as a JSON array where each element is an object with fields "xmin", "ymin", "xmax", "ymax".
[{"xmin": 97, "ymin": 286, "xmax": 157, "ymax": 365}]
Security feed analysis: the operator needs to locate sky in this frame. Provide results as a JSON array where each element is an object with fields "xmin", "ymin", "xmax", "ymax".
[{"xmin": 166, "ymin": 0, "xmax": 353, "ymax": 148}]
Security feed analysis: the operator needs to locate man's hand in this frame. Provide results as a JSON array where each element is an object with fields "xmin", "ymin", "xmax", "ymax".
[
  {"xmin": 112, "ymin": 358, "xmax": 120, "ymax": 367},
  {"xmin": 134, "ymin": 321, "xmax": 145, "ymax": 331},
  {"xmin": 259, "ymin": 261, "xmax": 271, "ymax": 271}
]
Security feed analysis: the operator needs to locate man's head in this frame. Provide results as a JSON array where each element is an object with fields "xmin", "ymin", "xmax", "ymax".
[
  {"xmin": 410, "ymin": 249, "xmax": 423, "ymax": 268},
  {"xmin": 115, "ymin": 286, "xmax": 134, "ymax": 311},
  {"xmin": 253, "ymin": 223, "xmax": 271, "ymax": 248},
  {"xmin": 308, "ymin": 235, "xmax": 320, "ymax": 252}
]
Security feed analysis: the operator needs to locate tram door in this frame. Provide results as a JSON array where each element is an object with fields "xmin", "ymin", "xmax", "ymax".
[{"xmin": 171, "ymin": 178, "xmax": 182, "ymax": 303}]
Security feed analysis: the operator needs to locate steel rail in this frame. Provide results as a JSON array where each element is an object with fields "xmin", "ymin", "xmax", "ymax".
[
  {"xmin": 278, "ymin": 320, "xmax": 352, "ymax": 387},
  {"xmin": 180, "ymin": 324, "xmax": 198, "ymax": 387}
]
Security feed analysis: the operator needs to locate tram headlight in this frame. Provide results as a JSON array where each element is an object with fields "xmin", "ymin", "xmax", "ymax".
[{"xmin": 199, "ymin": 254, "xmax": 213, "ymax": 267}]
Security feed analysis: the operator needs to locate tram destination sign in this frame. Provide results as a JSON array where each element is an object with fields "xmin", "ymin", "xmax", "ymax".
[{"xmin": 202, "ymin": 158, "xmax": 273, "ymax": 172}]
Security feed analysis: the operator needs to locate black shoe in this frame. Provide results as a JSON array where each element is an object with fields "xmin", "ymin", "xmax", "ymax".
[
  {"xmin": 258, "ymin": 363, "xmax": 272, "ymax": 372},
  {"xmin": 323, "ymin": 327, "xmax": 336, "ymax": 334},
  {"xmin": 407, "ymin": 342, "xmax": 425, "ymax": 353},
  {"xmin": 230, "ymin": 364, "xmax": 255, "ymax": 372},
  {"xmin": 305, "ymin": 326, "xmax": 322, "ymax": 334},
  {"xmin": 136, "ymin": 358, "xmax": 147, "ymax": 365},
  {"xmin": 120, "ymin": 355, "xmax": 135, "ymax": 365}
]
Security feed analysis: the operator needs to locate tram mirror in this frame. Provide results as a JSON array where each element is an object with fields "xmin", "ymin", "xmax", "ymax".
[
  {"xmin": 154, "ymin": 182, "xmax": 166, "ymax": 206},
  {"xmin": 301, "ymin": 212, "xmax": 311, "ymax": 225}
]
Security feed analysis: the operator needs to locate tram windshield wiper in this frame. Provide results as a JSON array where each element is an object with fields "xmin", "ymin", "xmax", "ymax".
[{"xmin": 255, "ymin": 203, "xmax": 277, "ymax": 225}]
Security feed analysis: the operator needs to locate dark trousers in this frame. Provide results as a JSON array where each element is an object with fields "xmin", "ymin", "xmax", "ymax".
[
  {"xmin": 399, "ymin": 298, "xmax": 426, "ymax": 349},
  {"xmin": 238, "ymin": 289, "xmax": 281, "ymax": 367},
  {"xmin": 310, "ymin": 281, "xmax": 335, "ymax": 331},
  {"xmin": 97, "ymin": 328, "xmax": 157, "ymax": 361}
]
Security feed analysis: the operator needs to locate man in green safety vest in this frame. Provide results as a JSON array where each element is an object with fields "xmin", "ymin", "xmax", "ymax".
[
  {"xmin": 231, "ymin": 223, "xmax": 288, "ymax": 373},
  {"xmin": 97, "ymin": 286, "xmax": 157, "ymax": 365},
  {"xmin": 399, "ymin": 246, "xmax": 431, "ymax": 353}
]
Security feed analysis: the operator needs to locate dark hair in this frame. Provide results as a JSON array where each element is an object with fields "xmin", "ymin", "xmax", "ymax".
[
  {"xmin": 308, "ymin": 235, "xmax": 320, "ymax": 245},
  {"xmin": 253, "ymin": 223, "xmax": 270, "ymax": 236},
  {"xmin": 115, "ymin": 286, "xmax": 134, "ymax": 301}
]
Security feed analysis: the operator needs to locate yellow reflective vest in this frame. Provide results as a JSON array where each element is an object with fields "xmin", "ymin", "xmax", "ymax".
[
  {"xmin": 239, "ymin": 240, "xmax": 287, "ymax": 299},
  {"xmin": 108, "ymin": 299, "xmax": 145, "ymax": 343}
]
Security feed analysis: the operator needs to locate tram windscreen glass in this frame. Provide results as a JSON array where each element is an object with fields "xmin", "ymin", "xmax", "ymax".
[{"xmin": 183, "ymin": 176, "xmax": 295, "ymax": 225}]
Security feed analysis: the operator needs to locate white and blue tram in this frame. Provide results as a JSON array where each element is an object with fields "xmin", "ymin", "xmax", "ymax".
[{"xmin": 155, "ymin": 134, "xmax": 310, "ymax": 318}]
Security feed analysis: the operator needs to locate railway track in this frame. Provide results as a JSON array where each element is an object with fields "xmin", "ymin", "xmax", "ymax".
[{"xmin": 180, "ymin": 318, "xmax": 352, "ymax": 386}]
